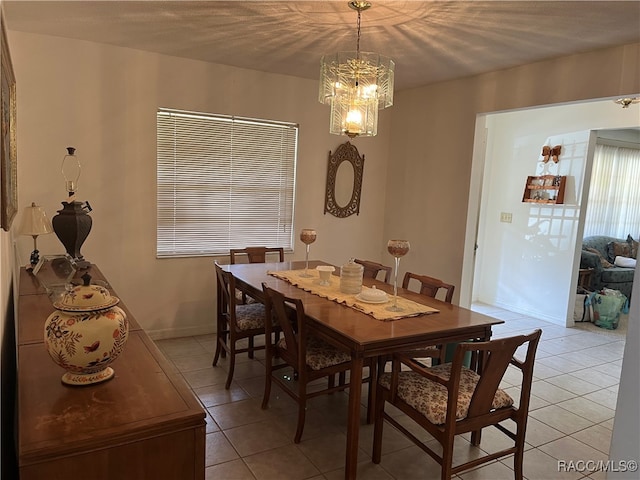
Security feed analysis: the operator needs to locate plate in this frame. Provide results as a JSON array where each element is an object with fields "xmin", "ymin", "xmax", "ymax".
[{"xmin": 355, "ymin": 293, "xmax": 389, "ymax": 304}]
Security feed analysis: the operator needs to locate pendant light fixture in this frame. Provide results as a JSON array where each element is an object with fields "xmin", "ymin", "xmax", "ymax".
[
  {"xmin": 318, "ymin": 1, "xmax": 394, "ymax": 138},
  {"xmin": 614, "ymin": 97, "xmax": 640, "ymax": 108}
]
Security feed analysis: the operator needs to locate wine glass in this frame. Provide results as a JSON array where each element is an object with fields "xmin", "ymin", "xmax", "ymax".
[
  {"xmin": 386, "ymin": 240, "xmax": 410, "ymax": 312},
  {"xmin": 299, "ymin": 229, "xmax": 317, "ymax": 277}
]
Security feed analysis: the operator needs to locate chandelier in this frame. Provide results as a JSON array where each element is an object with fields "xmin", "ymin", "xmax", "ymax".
[{"xmin": 318, "ymin": 1, "xmax": 394, "ymax": 138}]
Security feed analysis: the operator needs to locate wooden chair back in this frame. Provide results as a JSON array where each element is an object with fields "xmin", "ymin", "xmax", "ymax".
[
  {"xmin": 230, "ymin": 246, "xmax": 284, "ymax": 264},
  {"xmin": 262, "ymin": 284, "xmax": 305, "ymax": 372},
  {"xmin": 450, "ymin": 330, "xmax": 540, "ymax": 422},
  {"xmin": 354, "ymin": 259, "xmax": 392, "ymax": 283},
  {"xmin": 402, "ymin": 271, "xmax": 455, "ymax": 303},
  {"xmin": 214, "ymin": 262, "xmax": 236, "ymax": 325}
]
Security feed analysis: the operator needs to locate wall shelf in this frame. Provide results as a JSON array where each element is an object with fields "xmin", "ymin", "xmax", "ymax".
[{"xmin": 522, "ymin": 175, "xmax": 566, "ymax": 204}]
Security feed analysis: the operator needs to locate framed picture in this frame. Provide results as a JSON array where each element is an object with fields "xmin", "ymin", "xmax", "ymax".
[{"xmin": 1, "ymin": 12, "xmax": 17, "ymax": 231}]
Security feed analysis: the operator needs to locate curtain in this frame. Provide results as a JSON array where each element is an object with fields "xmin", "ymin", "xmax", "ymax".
[{"xmin": 583, "ymin": 144, "xmax": 640, "ymax": 239}]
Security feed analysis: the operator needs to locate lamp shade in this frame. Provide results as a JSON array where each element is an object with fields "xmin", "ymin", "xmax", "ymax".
[{"xmin": 18, "ymin": 202, "xmax": 53, "ymax": 236}]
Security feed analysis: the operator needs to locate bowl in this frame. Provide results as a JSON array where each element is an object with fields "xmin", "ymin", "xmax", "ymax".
[{"xmin": 316, "ymin": 265, "xmax": 335, "ymax": 285}]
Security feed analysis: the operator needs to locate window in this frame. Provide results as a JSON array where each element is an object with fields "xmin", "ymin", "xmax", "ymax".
[
  {"xmin": 157, "ymin": 108, "xmax": 298, "ymax": 257},
  {"xmin": 584, "ymin": 143, "xmax": 640, "ymax": 238}
]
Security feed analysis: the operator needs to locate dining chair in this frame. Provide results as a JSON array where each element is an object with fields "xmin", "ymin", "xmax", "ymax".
[
  {"xmin": 402, "ymin": 271, "xmax": 455, "ymax": 303},
  {"xmin": 372, "ymin": 329, "xmax": 542, "ymax": 480},
  {"xmin": 261, "ymin": 283, "xmax": 375, "ymax": 443},
  {"xmin": 386, "ymin": 272, "xmax": 457, "ymax": 367},
  {"xmin": 212, "ymin": 262, "xmax": 270, "ymax": 389},
  {"xmin": 230, "ymin": 246, "xmax": 285, "ymax": 304},
  {"xmin": 354, "ymin": 258, "xmax": 392, "ymax": 283},
  {"xmin": 230, "ymin": 246, "xmax": 285, "ymax": 264}
]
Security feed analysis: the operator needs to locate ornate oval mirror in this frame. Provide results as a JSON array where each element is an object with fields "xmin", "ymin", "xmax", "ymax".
[{"xmin": 324, "ymin": 141, "xmax": 365, "ymax": 218}]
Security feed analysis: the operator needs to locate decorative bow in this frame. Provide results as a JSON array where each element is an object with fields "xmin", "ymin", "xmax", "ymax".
[{"xmin": 542, "ymin": 145, "xmax": 561, "ymax": 163}]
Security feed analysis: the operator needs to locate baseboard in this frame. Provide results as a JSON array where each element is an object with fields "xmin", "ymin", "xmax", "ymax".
[
  {"xmin": 146, "ymin": 324, "xmax": 215, "ymax": 341},
  {"xmin": 492, "ymin": 299, "xmax": 566, "ymax": 326}
]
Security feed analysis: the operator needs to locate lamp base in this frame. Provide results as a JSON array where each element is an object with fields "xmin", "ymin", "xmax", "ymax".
[
  {"xmin": 29, "ymin": 248, "xmax": 40, "ymax": 267},
  {"xmin": 52, "ymin": 200, "xmax": 92, "ymax": 267}
]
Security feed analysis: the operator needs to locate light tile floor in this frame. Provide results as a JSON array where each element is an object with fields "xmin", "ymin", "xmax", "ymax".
[{"xmin": 154, "ymin": 303, "xmax": 628, "ymax": 480}]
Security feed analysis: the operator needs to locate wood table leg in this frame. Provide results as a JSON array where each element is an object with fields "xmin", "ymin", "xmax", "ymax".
[{"xmin": 345, "ymin": 355, "xmax": 363, "ymax": 479}]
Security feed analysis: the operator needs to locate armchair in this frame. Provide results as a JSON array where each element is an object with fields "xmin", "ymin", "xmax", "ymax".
[{"xmin": 373, "ymin": 330, "xmax": 542, "ymax": 479}]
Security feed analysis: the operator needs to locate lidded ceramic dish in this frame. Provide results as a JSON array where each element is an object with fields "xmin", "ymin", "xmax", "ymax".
[
  {"xmin": 44, "ymin": 273, "xmax": 129, "ymax": 386},
  {"xmin": 340, "ymin": 259, "xmax": 364, "ymax": 294},
  {"xmin": 359, "ymin": 286, "xmax": 388, "ymax": 302}
]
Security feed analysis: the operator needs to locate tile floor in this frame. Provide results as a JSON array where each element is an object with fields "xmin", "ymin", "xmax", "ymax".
[{"xmin": 154, "ymin": 303, "xmax": 628, "ymax": 480}]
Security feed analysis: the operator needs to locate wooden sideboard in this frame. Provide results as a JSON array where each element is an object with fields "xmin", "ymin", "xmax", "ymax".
[{"xmin": 17, "ymin": 265, "xmax": 206, "ymax": 479}]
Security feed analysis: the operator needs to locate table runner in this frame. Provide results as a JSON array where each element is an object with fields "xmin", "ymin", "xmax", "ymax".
[{"xmin": 268, "ymin": 269, "xmax": 438, "ymax": 321}]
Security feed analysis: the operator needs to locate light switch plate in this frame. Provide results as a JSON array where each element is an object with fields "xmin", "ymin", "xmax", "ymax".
[{"xmin": 500, "ymin": 212, "xmax": 513, "ymax": 223}]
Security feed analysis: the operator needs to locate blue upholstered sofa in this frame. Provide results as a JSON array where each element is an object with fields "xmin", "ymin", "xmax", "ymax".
[{"xmin": 580, "ymin": 235, "xmax": 636, "ymax": 300}]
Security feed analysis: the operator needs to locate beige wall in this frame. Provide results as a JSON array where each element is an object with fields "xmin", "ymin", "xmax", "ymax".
[
  {"xmin": 8, "ymin": 31, "xmax": 391, "ymax": 338},
  {"xmin": 3, "ymin": 29, "xmax": 639, "ymax": 338},
  {"xmin": 385, "ymin": 43, "xmax": 640, "ymax": 299}
]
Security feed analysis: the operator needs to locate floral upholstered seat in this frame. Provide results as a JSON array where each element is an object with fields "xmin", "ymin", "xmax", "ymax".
[
  {"xmin": 277, "ymin": 335, "xmax": 351, "ymax": 371},
  {"xmin": 235, "ymin": 303, "xmax": 266, "ymax": 331},
  {"xmin": 379, "ymin": 363, "xmax": 513, "ymax": 425}
]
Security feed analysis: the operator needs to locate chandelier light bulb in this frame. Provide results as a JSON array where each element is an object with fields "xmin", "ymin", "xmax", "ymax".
[{"xmin": 346, "ymin": 109, "xmax": 363, "ymax": 134}]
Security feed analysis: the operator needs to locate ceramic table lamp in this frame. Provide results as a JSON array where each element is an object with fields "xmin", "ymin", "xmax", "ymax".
[{"xmin": 51, "ymin": 147, "xmax": 93, "ymax": 269}]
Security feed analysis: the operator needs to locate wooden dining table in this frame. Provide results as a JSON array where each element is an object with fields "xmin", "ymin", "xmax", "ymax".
[{"xmin": 220, "ymin": 260, "xmax": 504, "ymax": 479}]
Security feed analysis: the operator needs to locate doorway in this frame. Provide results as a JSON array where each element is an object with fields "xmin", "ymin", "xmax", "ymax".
[{"xmin": 460, "ymin": 98, "xmax": 640, "ymax": 326}]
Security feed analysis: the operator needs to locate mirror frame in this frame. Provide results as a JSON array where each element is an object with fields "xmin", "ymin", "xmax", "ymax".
[{"xmin": 324, "ymin": 141, "xmax": 365, "ymax": 218}]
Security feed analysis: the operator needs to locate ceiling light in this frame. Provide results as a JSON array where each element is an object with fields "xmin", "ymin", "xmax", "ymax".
[
  {"xmin": 318, "ymin": 1, "xmax": 394, "ymax": 138},
  {"xmin": 614, "ymin": 97, "xmax": 640, "ymax": 108}
]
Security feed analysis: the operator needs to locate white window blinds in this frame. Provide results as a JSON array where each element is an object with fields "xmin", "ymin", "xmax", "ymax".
[{"xmin": 157, "ymin": 109, "xmax": 298, "ymax": 257}]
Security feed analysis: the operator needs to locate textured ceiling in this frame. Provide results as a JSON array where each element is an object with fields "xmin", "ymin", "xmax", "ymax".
[{"xmin": 4, "ymin": 1, "xmax": 640, "ymax": 91}]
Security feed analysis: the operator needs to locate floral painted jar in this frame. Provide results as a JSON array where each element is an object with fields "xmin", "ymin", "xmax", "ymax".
[{"xmin": 44, "ymin": 272, "xmax": 128, "ymax": 386}]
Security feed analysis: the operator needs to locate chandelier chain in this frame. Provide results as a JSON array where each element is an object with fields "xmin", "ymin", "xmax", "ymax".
[{"xmin": 356, "ymin": 8, "xmax": 362, "ymax": 59}]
